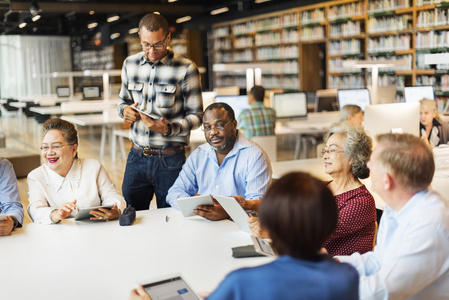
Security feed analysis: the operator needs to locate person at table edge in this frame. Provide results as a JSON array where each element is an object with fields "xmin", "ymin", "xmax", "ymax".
[{"xmin": 166, "ymin": 102, "xmax": 271, "ymax": 220}]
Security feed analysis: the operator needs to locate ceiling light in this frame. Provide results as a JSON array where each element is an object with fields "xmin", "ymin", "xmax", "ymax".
[
  {"xmin": 176, "ymin": 16, "xmax": 191, "ymax": 24},
  {"xmin": 107, "ymin": 15, "xmax": 120, "ymax": 23},
  {"xmin": 211, "ymin": 7, "xmax": 229, "ymax": 15},
  {"xmin": 29, "ymin": 0, "xmax": 40, "ymax": 17},
  {"xmin": 32, "ymin": 15, "xmax": 41, "ymax": 22},
  {"xmin": 19, "ymin": 22, "xmax": 27, "ymax": 28},
  {"xmin": 128, "ymin": 27, "xmax": 139, "ymax": 34},
  {"xmin": 168, "ymin": 0, "xmax": 178, "ymax": 2},
  {"xmin": 89, "ymin": 10, "xmax": 95, "ymax": 15},
  {"xmin": 87, "ymin": 22, "xmax": 98, "ymax": 29},
  {"xmin": 255, "ymin": 0, "xmax": 271, "ymax": 3},
  {"xmin": 110, "ymin": 32, "xmax": 120, "ymax": 39}
]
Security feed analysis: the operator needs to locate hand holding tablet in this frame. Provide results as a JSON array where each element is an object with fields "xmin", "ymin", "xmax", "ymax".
[{"xmin": 131, "ymin": 106, "xmax": 160, "ymax": 120}]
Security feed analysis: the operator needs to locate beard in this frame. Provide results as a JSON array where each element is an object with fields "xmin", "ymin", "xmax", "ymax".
[{"xmin": 208, "ymin": 131, "xmax": 238, "ymax": 151}]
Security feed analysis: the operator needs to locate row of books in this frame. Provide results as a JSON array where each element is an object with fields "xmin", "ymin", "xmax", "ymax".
[
  {"xmin": 368, "ymin": 74, "xmax": 405, "ymax": 88},
  {"xmin": 256, "ymin": 46, "xmax": 299, "ymax": 60},
  {"xmin": 367, "ymin": 15, "xmax": 410, "ymax": 33},
  {"xmin": 368, "ymin": 0, "xmax": 411, "ymax": 13},
  {"xmin": 366, "ymin": 54, "xmax": 413, "ymax": 70},
  {"xmin": 416, "ymin": 30, "xmax": 449, "ymax": 49},
  {"xmin": 328, "ymin": 2, "xmax": 365, "ymax": 20},
  {"xmin": 329, "ymin": 75, "xmax": 365, "ymax": 89},
  {"xmin": 261, "ymin": 76, "xmax": 300, "ymax": 90},
  {"xmin": 329, "ymin": 21, "xmax": 362, "ymax": 37},
  {"xmin": 417, "ymin": 9, "xmax": 449, "ymax": 28},
  {"xmin": 300, "ymin": 26, "xmax": 325, "ymax": 41},
  {"xmin": 367, "ymin": 35, "xmax": 411, "ymax": 53},
  {"xmin": 329, "ymin": 39, "xmax": 362, "ymax": 55}
]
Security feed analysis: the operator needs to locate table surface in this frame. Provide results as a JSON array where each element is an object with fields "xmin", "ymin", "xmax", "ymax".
[
  {"xmin": 0, "ymin": 208, "xmax": 270, "ymax": 300},
  {"xmin": 30, "ymin": 100, "xmax": 117, "ymax": 116},
  {"xmin": 61, "ymin": 113, "xmax": 124, "ymax": 126},
  {"xmin": 271, "ymin": 146, "xmax": 449, "ymax": 208}
]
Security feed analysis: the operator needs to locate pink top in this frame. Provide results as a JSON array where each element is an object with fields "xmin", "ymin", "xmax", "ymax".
[{"xmin": 324, "ymin": 185, "xmax": 376, "ymax": 256}]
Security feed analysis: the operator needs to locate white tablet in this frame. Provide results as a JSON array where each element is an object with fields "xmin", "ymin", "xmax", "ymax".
[
  {"xmin": 0, "ymin": 214, "xmax": 6, "ymax": 221},
  {"xmin": 74, "ymin": 205, "xmax": 113, "ymax": 221},
  {"xmin": 131, "ymin": 106, "xmax": 159, "ymax": 120},
  {"xmin": 176, "ymin": 195, "xmax": 213, "ymax": 217},
  {"xmin": 140, "ymin": 273, "xmax": 201, "ymax": 300},
  {"xmin": 251, "ymin": 236, "xmax": 276, "ymax": 257},
  {"xmin": 214, "ymin": 195, "xmax": 251, "ymax": 234}
]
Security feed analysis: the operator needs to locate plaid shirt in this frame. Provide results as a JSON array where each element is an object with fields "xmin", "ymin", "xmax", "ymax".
[
  {"xmin": 118, "ymin": 49, "xmax": 203, "ymax": 147},
  {"xmin": 237, "ymin": 102, "xmax": 276, "ymax": 139}
]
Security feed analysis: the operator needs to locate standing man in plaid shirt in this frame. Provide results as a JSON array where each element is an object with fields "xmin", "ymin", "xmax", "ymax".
[
  {"xmin": 237, "ymin": 85, "xmax": 276, "ymax": 139},
  {"xmin": 118, "ymin": 13, "xmax": 203, "ymax": 210}
]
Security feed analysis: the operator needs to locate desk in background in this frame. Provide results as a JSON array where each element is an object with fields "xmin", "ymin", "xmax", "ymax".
[
  {"xmin": 61, "ymin": 112, "xmax": 124, "ymax": 159},
  {"xmin": 0, "ymin": 208, "xmax": 270, "ymax": 300}
]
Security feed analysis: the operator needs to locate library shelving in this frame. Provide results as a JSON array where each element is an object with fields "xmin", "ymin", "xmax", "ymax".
[{"xmin": 209, "ymin": 0, "xmax": 449, "ymax": 100}]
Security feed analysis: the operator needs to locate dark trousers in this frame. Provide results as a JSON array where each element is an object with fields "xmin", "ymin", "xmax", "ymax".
[{"xmin": 122, "ymin": 147, "xmax": 185, "ymax": 210}]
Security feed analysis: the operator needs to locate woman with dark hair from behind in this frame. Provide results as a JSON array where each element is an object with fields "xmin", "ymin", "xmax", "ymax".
[
  {"xmin": 129, "ymin": 172, "xmax": 358, "ymax": 300},
  {"xmin": 207, "ymin": 172, "xmax": 359, "ymax": 300}
]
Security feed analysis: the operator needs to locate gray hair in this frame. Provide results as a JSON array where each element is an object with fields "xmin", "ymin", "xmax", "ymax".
[
  {"xmin": 325, "ymin": 121, "xmax": 373, "ymax": 179},
  {"xmin": 339, "ymin": 104, "xmax": 362, "ymax": 122}
]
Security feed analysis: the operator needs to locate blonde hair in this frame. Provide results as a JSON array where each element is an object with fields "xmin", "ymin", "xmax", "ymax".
[
  {"xmin": 420, "ymin": 98, "xmax": 441, "ymax": 122},
  {"xmin": 339, "ymin": 104, "xmax": 362, "ymax": 122},
  {"xmin": 376, "ymin": 133, "xmax": 434, "ymax": 194}
]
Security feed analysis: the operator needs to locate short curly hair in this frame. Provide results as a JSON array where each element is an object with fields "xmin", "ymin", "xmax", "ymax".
[{"xmin": 325, "ymin": 121, "xmax": 372, "ymax": 179}]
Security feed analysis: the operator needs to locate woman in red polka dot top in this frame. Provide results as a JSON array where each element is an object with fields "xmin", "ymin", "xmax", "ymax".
[{"xmin": 321, "ymin": 121, "xmax": 376, "ymax": 256}]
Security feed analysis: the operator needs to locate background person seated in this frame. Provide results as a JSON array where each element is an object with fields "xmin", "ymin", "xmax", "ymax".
[
  {"xmin": 0, "ymin": 157, "xmax": 24, "ymax": 236},
  {"xmin": 27, "ymin": 118, "xmax": 126, "ymax": 224},
  {"xmin": 336, "ymin": 133, "xmax": 449, "ymax": 299},
  {"xmin": 338, "ymin": 104, "xmax": 364, "ymax": 127},
  {"xmin": 237, "ymin": 85, "xmax": 276, "ymax": 139},
  {"xmin": 131, "ymin": 172, "xmax": 359, "ymax": 300},
  {"xmin": 419, "ymin": 98, "xmax": 449, "ymax": 147},
  {"xmin": 166, "ymin": 103, "xmax": 271, "ymax": 220}
]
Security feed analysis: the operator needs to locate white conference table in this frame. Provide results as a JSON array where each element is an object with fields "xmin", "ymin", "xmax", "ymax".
[
  {"xmin": 1, "ymin": 208, "xmax": 269, "ymax": 300},
  {"xmin": 61, "ymin": 113, "xmax": 125, "ymax": 159},
  {"xmin": 271, "ymin": 146, "xmax": 449, "ymax": 209}
]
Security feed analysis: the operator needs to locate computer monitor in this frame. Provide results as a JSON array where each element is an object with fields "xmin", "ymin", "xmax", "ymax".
[
  {"xmin": 315, "ymin": 89, "xmax": 338, "ymax": 112},
  {"xmin": 364, "ymin": 102, "xmax": 420, "ymax": 139},
  {"xmin": 82, "ymin": 86, "xmax": 102, "ymax": 100},
  {"xmin": 214, "ymin": 95, "xmax": 250, "ymax": 119},
  {"xmin": 56, "ymin": 86, "xmax": 70, "ymax": 98},
  {"xmin": 271, "ymin": 92, "xmax": 308, "ymax": 119},
  {"xmin": 337, "ymin": 89, "xmax": 371, "ymax": 112},
  {"xmin": 404, "ymin": 86, "xmax": 435, "ymax": 103}
]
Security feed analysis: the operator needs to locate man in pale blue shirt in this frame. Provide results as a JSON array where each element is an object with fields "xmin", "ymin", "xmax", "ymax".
[
  {"xmin": 0, "ymin": 157, "xmax": 24, "ymax": 236},
  {"xmin": 336, "ymin": 133, "xmax": 449, "ymax": 299},
  {"xmin": 166, "ymin": 102, "xmax": 271, "ymax": 221}
]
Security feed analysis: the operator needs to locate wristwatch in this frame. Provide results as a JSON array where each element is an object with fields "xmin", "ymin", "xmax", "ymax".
[
  {"xmin": 162, "ymin": 123, "xmax": 172, "ymax": 137},
  {"xmin": 10, "ymin": 216, "xmax": 20, "ymax": 229}
]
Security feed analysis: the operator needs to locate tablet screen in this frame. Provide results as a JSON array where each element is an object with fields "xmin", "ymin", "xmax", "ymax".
[{"xmin": 143, "ymin": 276, "xmax": 200, "ymax": 300}]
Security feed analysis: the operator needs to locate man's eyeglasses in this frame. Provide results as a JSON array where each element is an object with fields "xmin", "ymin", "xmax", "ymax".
[
  {"xmin": 140, "ymin": 36, "xmax": 168, "ymax": 50},
  {"xmin": 320, "ymin": 148, "xmax": 345, "ymax": 157},
  {"xmin": 40, "ymin": 144, "xmax": 71, "ymax": 152},
  {"xmin": 202, "ymin": 119, "xmax": 233, "ymax": 133}
]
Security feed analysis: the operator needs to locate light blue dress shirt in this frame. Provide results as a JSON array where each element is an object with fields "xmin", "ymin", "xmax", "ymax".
[
  {"xmin": 166, "ymin": 131, "xmax": 271, "ymax": 209},
  {"xmin": 337, "ymin": 190, "xmax": 449, "ymax": 300},
  {"xmin": 0, "ymin": 157, "xmax": 24, "ymax": 225}
]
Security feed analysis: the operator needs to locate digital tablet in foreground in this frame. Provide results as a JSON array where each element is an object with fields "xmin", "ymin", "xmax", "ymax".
[
  {"xmin": 131, "ymin": 106, "xmax": 159, "ymax": 120},
  {"xmin": 214, "ymin": 195, "xmax": 251, "ymax": 234},
  {"xmin": 251, "ymin": 236, "xmax": 276, "ymax": 257},
  {"xmin": 140, "ymin": 273, "xmax": 201, "ymax": 300},
  {"xmin": 176, "ymin": 195, "xmax": 214, "ymax": 217},
  {"xmin": 75, "ymin": 205, "xmax": 113, "ymax": 221}
]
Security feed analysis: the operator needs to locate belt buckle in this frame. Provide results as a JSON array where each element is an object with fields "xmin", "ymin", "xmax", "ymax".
[{"xmin": 143, "ymin": 146, "xmax": 151, "ymax": 156}]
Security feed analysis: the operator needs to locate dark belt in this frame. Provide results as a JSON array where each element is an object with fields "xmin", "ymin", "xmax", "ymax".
[{"xmin": 132, "ymin": 144, "xmax": 184, "ymax": 156}]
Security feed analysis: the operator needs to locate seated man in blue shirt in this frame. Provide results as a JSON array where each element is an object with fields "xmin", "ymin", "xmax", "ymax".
[
  {"xmin": 336, "ymin": 133, "xmax": 449, "ymax": 299},
  {"xmin": 166, "ymin": 102, "xmax": 271, "ymax": 221},
  {"xmin": 0, "ymin": 157, "xmax": 24, "ymax": 236}
]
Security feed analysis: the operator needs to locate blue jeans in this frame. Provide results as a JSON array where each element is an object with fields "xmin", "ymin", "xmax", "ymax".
[{"xmin": 122, "ymin": 147, "xmax": 186, "ymax": 210}]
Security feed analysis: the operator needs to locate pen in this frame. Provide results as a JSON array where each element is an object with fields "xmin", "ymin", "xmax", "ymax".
[{"xmin": 165, "ymin": 215, "xmax": 169, "ymax": 222}]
